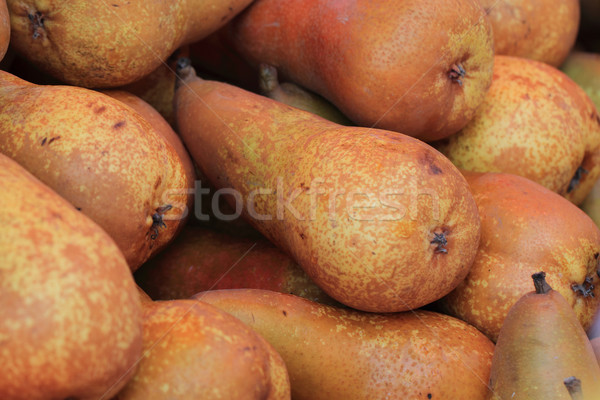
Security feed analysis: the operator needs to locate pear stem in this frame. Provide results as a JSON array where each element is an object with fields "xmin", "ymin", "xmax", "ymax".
[
  {"xmin": 564, "ymin": 376, "xmax": 583, "ymax": 400},
  {"xmin": 174, "ymin": 57, "xmax": 197, "ymax": 88},
  {"xmin": 532, "ymin": 272, "xmax": 552, "ymax": 294}
]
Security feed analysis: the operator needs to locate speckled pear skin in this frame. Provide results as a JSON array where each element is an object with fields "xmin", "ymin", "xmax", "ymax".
[
  {"xmin": 175, "ymin": 66, "xmax": 481, "ymax": 313},
  {"xmin": 479, "ymin": 0, "xmax": 579, "ymax": 67},
  {"xmin": 439, "ymin": 172, "xmax": 600, "ymax": 342},
  {"xmin": 6, "ymin": 0, "xmax": 253, "ymax": 88},
  {"xmin": 436, "ymin": 56, "xmax": 600, "ymax": 205},
  {"xmin": 0, "ymin": 0, "xmax": 9, "ymax": 61},
  {"xmin": 229, "ymin": 0, "xmax": 494, "ymax": 141},
  {"xmin": 102, "ymin": 89, "xmax": 196, "ymax": 192},
  {"xmin": 114, "ymin": 299, "xmax": 291, "ymax": 400},
  {"xmin": 195, "ymin": 289, "xmax": 494, "ymax": 400},
  {"xmin": 487, "ymin": 274, "xmax": 600, "ymax": 400},
  {"xmin": 0, "ymin": 152, "xmax": 143, "ymax": 400},
  {"xmin": 0, "ymin": 71, "xmax": 190, "ymax": 270},
  {"xmin": 134, "ymin": 225, "xmax": 336, "ymax": 305},
  {"xmin": 562, "ymin": 51, "xmax": 600, "ymax": 112}
]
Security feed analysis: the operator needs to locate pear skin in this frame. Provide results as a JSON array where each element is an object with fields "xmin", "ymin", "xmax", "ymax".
[
  {"xmin": 259, "ymin": 64, "xmax": 352, "ymax": 126},
  {"xmin": 0, "ymin": 71, "xmax": 190, "ymax": 270},
  {"xmin": 6, "ymin": 0, "xmax": 254, "ymax": 87},
  {"xmin": 114, "ymin": 299, "xmax": 290, "ymax": 400},
  {"xmin": 102, "ymin": 89, "xmax": 196, "ymax": 189},
  {"xmin": 0, "ymin": 0, "xmax": 8, "ymax": 61},
  {"xmin": 439, "ymin": 172, "xmax": 600, "ymax": 342},
  {"xmin": 436, "ymin": 55, "xmax": 600, "ymax": 205},
  {"xmin": 175, "ymin": 62, "xmax": 481, "ymax": 313},
  {"xmin": 195, "ymin": 288, "xmax": 494, "ymax": 400},
  {"xmin": 135, "ymin": 225, "xmax": 336, "ymax": 304},
  {"xmin": 581, "ymin": 177, "xmax": 600, "ymax": 229},
  {"xmin": 0, "ymin": 152, "xmax": 143, "ymax": 400},
  {"xmin": 561, "ymin": 51, "xmax": 600, "ymax": 112},
  {"xmin": 117, "ymin": 46, "xmax": 190, "ymax": 127},
  {"xmin": 229, "ymin": 0, "xmax": 494, "ymax": 141},
  {"xmin": 488, "ymin": 272, "xmax": 600, "ymax": 400},
  {"xmin": 479, "ymin": 0, "xmax": 579, "ymax": 67}
]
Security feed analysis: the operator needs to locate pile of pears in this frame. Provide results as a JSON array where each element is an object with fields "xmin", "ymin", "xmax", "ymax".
[{"xmin": 1, "ymin": 0, "xmax": 600, "ymax": 399}]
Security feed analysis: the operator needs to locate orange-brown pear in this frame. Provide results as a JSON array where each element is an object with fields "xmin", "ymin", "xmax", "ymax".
[
  {"xmin": 439, "ymin": 172, "xmax": 600, "ymax": 342},
  {"xmin": 6, "ymin": 0, "xmax": 254, "ymax": 87},
  {"xmin": 0, "ymin": 71, "xmax": 190, "ymax": 270},
  {"xmin": 175, "ymin": 62, "xmax": 481, "ymax": 313},
  {"xmin": 436, "ymin": 56, "xmax": 600, "ymax": 205},
  {"xmin": 135, "ymin": 225, "xmax": 335, "ymax": 304},
  {"xmin": 114, "ymin": 299, "xmax": 290, "ymax": 400},
  {"xmin": 0, "ymin": 152, "xmax": 143, "ymax": 400},
  {"xmin": 258, "ymin": 64, "xmax": 351, "ymax": 125},
  {"xmin": 487, "ymin": 272, "xmax": 600, "ymax": 399},
  {"xmin": 0, "ymin": 0, "xmax": 8, "ymax": 61},
  {"xmin": 229, "ymin": 0, "xmax": 494, "ymax": 141},
  {"xmin": 479, "ymin": 0, "xmax": 579, "ymax": 66},
  {"xmin": 195, "ymin": 289, "xmax": 495, "ymax": 400}
]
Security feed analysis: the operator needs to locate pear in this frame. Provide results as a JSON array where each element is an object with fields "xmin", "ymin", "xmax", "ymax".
[
  {"xmin": 488, "ymin": 272, "xmax": 600, "ymax": 399},
  {"xmin": 116, "ymin": 46, "xmax": 190, "ymax": 127},
  {"xmin": 135, "ymin": 225, "xmax": 336, "ymax": 305},
  {"xmin": 6, "ymin": 0, "xmax": 253, "ymax": 87},
  {"xmin": 438, "ymin": 172, "xmax": 600, "ymax": 342},
  {"xmin": 102, "ymin": 89, "xmax": 196, "ymax": 189},
  {"xmin": 174, "ymin": 61, "xmax": 481, "ymax": 313},
  {"xmin": 258, "ymin": 64, "xmax": 351, "ymax": 125},
  {"xmin": 113, "ymin": 299, "xmax": 290, "ymax": 400},
  {"xmin": 479, "ymin": 0, "xmax": 579, "ymax": 67},
  {"xmin": 0, "ymin": 152, "xmax": 143, "ymax": 400},
  {"xmin": 0, "ymin": 0, "xmax": 8, "ymax": 61},
  {"xmin": 436, "ymin": 55, "xmax": 600, "ymax": 205},
  {"xmin": 0, "ymin": 71, "xmax": 190, "ymax": 270},
  {"xmin": 561, "ymin": 51, "xmax": 600, "ymax": 111},
  {"xmin": 229, "ymin": 0, "xmax": 494, "ymax": 141},
  {"xmin": 581, "ymin": 178, "xmax": 600, "ymax": 229},
  {"xmin": 195, "ymin": 288, "xmax": 495, "ymax": 400}
]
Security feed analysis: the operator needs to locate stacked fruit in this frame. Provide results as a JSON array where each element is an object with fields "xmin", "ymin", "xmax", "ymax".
[{"xmin": 1, "ymin": 0, "xmax": 599, "ymax": 399}]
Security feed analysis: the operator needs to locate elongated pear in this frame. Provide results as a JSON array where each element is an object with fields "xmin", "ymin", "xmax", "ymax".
[
  {"xmin": 0, "ymin": 152, "xmax": 142, "ymax": 400},
  {"xmin": 0, "ymin": 71, "xmax": 190, "ymax": 270},
  {"xmin": 195, "ymin": 289, "xmax": 494, "ymax": 400},
  {"xmin": 7, "ymin": 0, "xmax": 253, "ymax": 87},
  {"xmin": 229, "ymin": 0, "xmax": 495, "ymax": 141},
  {"xmin": 488, "ymin": 272, "xmax": 600, "ymax": 399},
  {"xmin": 175, "ymin": 62, "xmax": 481, "ymax": 313}
]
